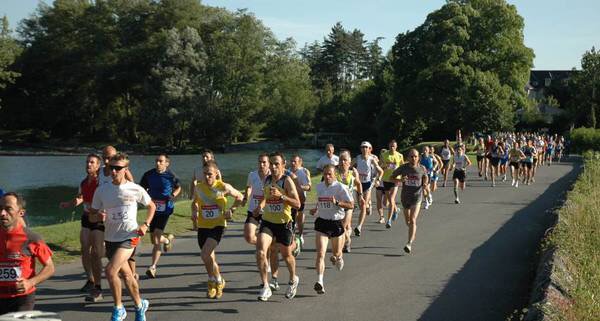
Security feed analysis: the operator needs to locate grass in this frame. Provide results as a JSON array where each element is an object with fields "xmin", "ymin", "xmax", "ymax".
[{"xmin": 544, "ymin": 151, "xmax": 600, "ymax": 320}]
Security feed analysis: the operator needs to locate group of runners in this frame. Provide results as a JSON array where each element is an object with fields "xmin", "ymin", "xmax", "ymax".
[{"xmin": 0, "ymin": 132, "xmax": 566, "ymax": 320}]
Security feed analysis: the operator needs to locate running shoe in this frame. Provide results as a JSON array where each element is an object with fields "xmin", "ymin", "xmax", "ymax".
[
  {"xmin": 335, "ymin": 257, "xmax": 344, "ymax": 271},
  {"xmin": 269, "ymin": 278, "xmax": 280, "ymax": 291},
  {"xmin": 330, "ymin": 255, "xmax": 337, "ymax": 266},
  {"xmin": 378, "ymin": 216, "xmax": 385, "ymax": 224},
  {"xmin": 454, "ymin": 198, "xmax": 460, "ymax": 204},
  {"xmin": 314, "ymin": 282, "xmax": 325, "ymax": 294},
  {"xmin": 80, "ymin": 280, "xmax": 94, "ymax": 292},
  {"xmin": 511, "ymin": 180, "xmax": 515, "ymax": 186},
  {"xmin": 392, "ymin": 209, "xmax": 399, "ymax": 221},
  {"xmin": 207, "ymin": 280, "xmax": 217, "ymax": 299},
  {"xmin": 163, "ymin": 233, "xmax": 175, "ymax": 252},
  {"xmin": 342, "ymin": 244, "xmax": 351, "ymax": 253},
  {"xmin": 424, "ymin": 201, "xmax": 430, "ymax": 210},
  {"xmin": 111, "ymin": 305, "xmax": 127, "ymax": 321},
  {"xmin": 292, "ymin": 235, "xmax": 302, "ymax": 257},
  {"xmin": 145, "ymin": 266, "xmax": 157, "ymax": 279},
  {"xmin": 258, "ymin": 286, "xmax": 272, "ymax": 301},
  {"xmin": 134, "ymin": 299, "xmax": 149, "ymax": 321},
  {"xmin": 216, "ymin": 278, "xmax": 226, "ymax": 299},
  {"xmin": 354, "ymin": 226, "xmax": 361, "ymax": 237},
  {"xmin": 385, "ymin": 219, "xmax": 392, "ymax": 229},
  {"xmin": 285, "ymin": 275, "xmax": 299, "ymax": 299},
  {"xmin": 366, "ymin": 207, "xmax": 371, "ymax": 216},
  {"xmin": 515, "ymin": 181, "xmax": 519, "ymax": 188},
  {"xmin": 84, "ymin": 287, "xmax": 103, "ymax": 302},
  {"xmin": 403, "ymin": 243, "xmax": 412, "ymax": 254}
]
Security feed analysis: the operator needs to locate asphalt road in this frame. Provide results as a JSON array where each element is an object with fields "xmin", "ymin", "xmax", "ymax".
[{"xmin": 34, "ymin": 158, "xmax": 580, "ymax": 321}]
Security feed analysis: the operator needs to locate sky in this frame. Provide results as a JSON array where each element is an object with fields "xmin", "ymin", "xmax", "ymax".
[{"xmin": 2, "ymin": 0, "xmax": 599, "ymax": 70}]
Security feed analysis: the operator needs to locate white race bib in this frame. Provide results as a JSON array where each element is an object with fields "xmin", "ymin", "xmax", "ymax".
[
  {"xmin": 252, "ymin": 195, "xmax": 264, "ymax": 209},
  {"xmin": 0, "ymin": 266, "xmax": 21, "ymax": 282},
  {"xmin": 106, "ymin": 205, "xmax": 130, "ymax": 221},
  {"xmin": 405, "ymin": 174, "xmax": 421, "ymax": 187},
  {"xmin": 154, "ymin": 200, "xmax": 167, "ymax": 212},
  {"xmin": 201, "ymin": 204, "xmax": 220, "ymax": 219},
  {"xmin": 266, "ymin": 200, "xmax": 284, "ymax": 213},
  {"xmin": 317, "ymin": 196, "xmax": 333, "ymax": 209}
]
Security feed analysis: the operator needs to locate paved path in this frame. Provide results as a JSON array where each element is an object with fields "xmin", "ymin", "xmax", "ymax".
[{"xmin": 34, "ymin": 159, "xmax": 580, "ymax": 321}]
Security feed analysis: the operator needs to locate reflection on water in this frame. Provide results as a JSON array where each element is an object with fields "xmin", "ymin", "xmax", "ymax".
[{"xmin": 0, "ymin": 149, "xmax": 322, "ymax": 226}]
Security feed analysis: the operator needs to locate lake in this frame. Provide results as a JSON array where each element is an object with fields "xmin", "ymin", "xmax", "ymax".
[{"xmin": 0, "ymin": 149, "xmax": 322, "ymax": 226}]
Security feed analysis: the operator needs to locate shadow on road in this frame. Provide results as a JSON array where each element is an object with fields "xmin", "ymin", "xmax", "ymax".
[{"xmin": 417, "ymin": 158, "xmax": 580, "ymax": 321}]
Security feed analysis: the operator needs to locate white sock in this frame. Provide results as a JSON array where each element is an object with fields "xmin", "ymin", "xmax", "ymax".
[
  {"xmin": 317, "ymin": 274, "xmax": 323, "ymax": 284},
  {"xmin": 215, "ymin": 275, "xmax": 222, "ymax": 283}
]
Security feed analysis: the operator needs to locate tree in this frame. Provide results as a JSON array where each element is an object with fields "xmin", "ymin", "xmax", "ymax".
[
  {"xmin": 388, "ymin": 0, "xmax": 533, "ymax": 143},
  {"xmin": 0, "ymin": 16, "xmax": 22, "ymax": 110},
  {"xmin": 568, "ymin": 47, "xmax": 600, "ymax": 128}
]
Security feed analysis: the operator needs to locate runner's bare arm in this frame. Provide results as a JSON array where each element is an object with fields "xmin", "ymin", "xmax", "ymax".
[
  {"xmin": 17, "ymin": 257, "xmax": 55, "ymax": 294},
  {"xmin": 59, "ymin": 193, "xmax": 83, "ymax": 209},
  {"xmin": 138, "ymin": 200, "xmax": 156, "ymax": 236},
  {"xmin": 283, "ymin": 177, "xmax": 301, "ymax": 209}
]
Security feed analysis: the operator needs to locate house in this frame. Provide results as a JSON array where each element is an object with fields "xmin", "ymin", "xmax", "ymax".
[{"xmin": 518, "ymin": 70, "xmax": 574, "ymax": 122}]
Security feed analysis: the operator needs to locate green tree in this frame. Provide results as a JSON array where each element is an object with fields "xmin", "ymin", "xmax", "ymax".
[
  {"xmin": 0, "ymin": 16, "xmax": 22, "ymax": 110},
  {"xmin": 568, "ymin": 47, "xmax": 600, "ymax": 128}
]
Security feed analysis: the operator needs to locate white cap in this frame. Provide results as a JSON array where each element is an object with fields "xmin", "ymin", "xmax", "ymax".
[{"xmin": 360, "ymin": 141, "xmax": 372, "ymax": 148}]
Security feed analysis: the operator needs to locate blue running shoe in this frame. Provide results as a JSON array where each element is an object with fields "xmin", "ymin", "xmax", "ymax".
[
  {"xmin": 392, "ymin": 209, "xmax": 399, "ymax": 221},
  {"xmin": 111, "ymin": 306, "xmax": 127, "ymax": 321},
  {"xmin": 135, "ymin": 299, "xmax": 149, "ymax": 321}
]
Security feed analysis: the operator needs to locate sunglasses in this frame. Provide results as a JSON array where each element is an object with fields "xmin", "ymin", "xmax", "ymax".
[{"xmin": 110, "ymin": 165, "xmax": 127, "ymax": 172}]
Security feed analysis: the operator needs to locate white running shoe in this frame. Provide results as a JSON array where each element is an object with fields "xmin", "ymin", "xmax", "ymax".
[
  {"xmin": 454, "ymin": 198, "xmax": 460, "ymax": 204},
  {"xmin": 285, "ymin": 275, "xmax": 300, "ymax": 299},
  {"xmin": 424, "ymin": 201, "xmax": 430, "ymax": 210},
  {"xmin": 515, "ymin": 181, "xmax": 519, "ymax": 188},
  {"xmin": 258, "ymin": 286, "xmax": 272, "ymax": 301},
  {"xmin": 403, "ymin": 243, "xmax": 412, "ymax": 254},
  {"xmin": 511, "ymin": 180, "xmax": 515, "ymax": 186},
  {"xmin": 335, "ymin": 257, "xmax": 344, "ymax": 271}
]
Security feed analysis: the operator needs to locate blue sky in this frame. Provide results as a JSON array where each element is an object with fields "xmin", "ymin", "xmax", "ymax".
[{"xmin": 2, "ymin": 0, "xmax": 599, "ymax": 70}]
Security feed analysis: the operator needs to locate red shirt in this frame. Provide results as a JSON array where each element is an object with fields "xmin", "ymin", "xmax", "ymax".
[
  {"xmin": 0, "ymin": 223, "xmax": 53, "ymax": 298},
  {"xmin": 80, "ymin": 176, "xmax": 99, "ymax": 212}
]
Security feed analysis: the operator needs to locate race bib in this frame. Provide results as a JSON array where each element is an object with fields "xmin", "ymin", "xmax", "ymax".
[
  {"xmin": 317, "ymin": 196, "xmax": 333, "ymax": 209},
  {"xmin": 106, "ymin": 205, "xmax": 129, "ymax": 221},
  {"xmin": 0, "ymin": 266, "xmax": 21, "ymax": 282},
  {"xmin": 358, "ymin": 172, "xmax": 368, "ymax": 183},
  {"xmin": 387, "ymin": 163, "xmax": 397, "ymax": 170},
  {"xmin": 252, "ymin": 195, "xmax": 264, "ymax": 209},
  {"xmin": 405, "ymin": 174, "xmax": 421, "ymax": 187},
  {"xmin": 266, "ymin": 200, "xmax": 284, "ymax": 214},
  {"xmin": 201, "ymin": 204, "xmax": 220, "ymax": 219},
  {"xmin": 154, "ymin": 200, "xmax": 167, "ymax": 212}
]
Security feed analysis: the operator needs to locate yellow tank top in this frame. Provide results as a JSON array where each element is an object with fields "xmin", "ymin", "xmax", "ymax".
[
  {"xmin": 336, "ymin": 170, "xmax": 355, "ymax": 193},
  {"xmin": 262, "ymin": 175, "xmax": 293, "ymax": 224},
  {"xmin": 194, "ymin": 180, "xmax": 228, "ymax": 229},
  {"xmin": 381, "ymin": 150, "xmax": 404, "ymax": 181}
]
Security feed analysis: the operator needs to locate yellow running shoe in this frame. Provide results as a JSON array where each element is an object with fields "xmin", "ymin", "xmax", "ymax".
[
  {"xmin": 207, "ymin": 281, "xmax": 217, "ymax": 299},
  {"xmin": 215, "ymin": 278, "xmax": 226, "ymax": 299}
]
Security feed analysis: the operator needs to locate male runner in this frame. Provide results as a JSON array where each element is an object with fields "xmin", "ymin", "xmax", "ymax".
[
  {"xmin": 380, "ymin": 140, "xmax": 404, "ymax": 228},
  {"xmin": 353, "ymin": 141, "xmax": 383, "ymax": 236},
  {"xmin": 450, "ymin": 147, "xmax": 471, "ymax": 204},
  {"xmin": 59, "ymin": 153, "xmax": 105, "ymax": 301},
  {"xmin": 140, "ymin": 154, "xmax": 181, "ymax": 279},
  {"xmin": 289, "ymin": 154, "xmax": 311, "ymax": 246},
  {"xmin": 439, "ymin": 140, "xmax": 454, "ymax": 187},
  {"xmin": 509, "ymin": 142, "xmax": 525, "ymax": 188},
  {"xmin": 0, "ymin": 193, "xmax": 55, "ymax": 314},
  {"xmin": 316, "ymin": 144, "xmax": 339, "ymax": 173},
  {"xmin": 336, "ymin": 150, "xmax": 363, "ymax": 253},
  {"xmin": 90, "ymin": 153, "xmax": 155, "ymax": 321},
  {"xmin": 253, "ymin": 152, "xmax": 301, "ymax": 301}
]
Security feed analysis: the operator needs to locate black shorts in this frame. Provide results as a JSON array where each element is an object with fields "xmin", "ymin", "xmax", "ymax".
[
  {"xmin": 533, "ymin": 157, "xmax": 538, "ymax": 165},
  {"xmin": 442, "ymin": 159, "xmax": 450, "ymax": 168},
  {"xmin": 452, "ymin": 169, "xmax": 466, "ymax": 183},
  {"xmin": 476, "ymin": 155, "xmax": 484, "ymax": 162},
  {"xmin": 81, "ymin": 212, "xmax": 105, "ymax": 231},
  {"xmin": 361, "ymin": 182, "xmax": 372, "ymax": 193},
  {"xmin": 149, "ymin": 214, "xmax": 170, "ymax": 232},
  {"xmin": 382, "ymin": 181, "xmax": 397, "ymax": 191},
  {"xmin": 0, "ymin": 293, "xmax": 35, "ymax": 315},
  {"xmin": 245, "ymin": 211, "xmax": 262, "ymax": 224},
  {"xmin": 490, "ymin": 157, "xmax": 500, "ymax": 166},
  {"xmin": 314, "ymin": 217, "xmax": 345, "ymax": 238},
  {"xmin": 259, "ymin": 220, "xmax": 294, "ymax": 246},
  {"xmin": 197, "ymin": 226, "xmax": 225, "ymax": 249},
  {"xmin": 509, "ymin": 161, "xmax": 520, "ymax": 169},
  {"xmin": 523, "ymin": 162, "xmax": 533, "ymax": 169},
  {"xmin": 105, "ymin": 238, "xmax": 140, "ymax": 260},
  {"xmin": 375, "ymin": 186, "xmax": 384, "ymax": 191},
  {"xmin": 485, "ymin": 154, "xmax": 492, "ymax": 160}
]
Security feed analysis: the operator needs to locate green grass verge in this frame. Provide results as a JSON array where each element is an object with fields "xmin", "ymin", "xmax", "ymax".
[{"xmin": 545, "ymin": 151, "xmax": 600, "ymax": 320}]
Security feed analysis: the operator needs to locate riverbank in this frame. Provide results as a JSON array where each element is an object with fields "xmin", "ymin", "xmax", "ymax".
[{"xmin": 525, "ymin": 152, "xmax": 599, "ymax": 321}]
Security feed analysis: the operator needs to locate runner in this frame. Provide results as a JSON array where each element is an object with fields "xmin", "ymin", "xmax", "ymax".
[
  {"xmin": 190, "ymin": 150, "xmax": 222, "ymax": 231},
  {"xmin": 242, "ymin": 154, "xmax": 270, "ymax": 245},
  {"xmin": 289, "ymin": 154, "xmax": 311, "ymax": 250},
  {"xmin": 391, "ymin": 149, "xmax": 429, "ymax": 254},
  {"xmin": 475, "ymin": 138, "xmax": 487, "ymax": 177},
  {"xmin": 450, "ymin": 147, "xmax": 471, "ymax": 204},
  {"xmin": 555, "ymin": 139, "xmax": 564, "ymax": 163},
  {"xmin": 140, "ymin": 154, "xmax": 181, "ymax": 279},
  {"xmin": 353, "ymin": 141, "xmax": 383, "ymax": 237},
  {"xmin": 253, "ymin": 152, "xmax": 301, "ymax": 301},
  {"xmin": 484, "ymin": 135, "xmax": 494, "ymax": 180},
  {"xmin": 429, "ymin": 145, "xmax": 443, "ymax": 195},
  {"xmin": 521, "ymin": 140, "xmax": 536, "ymax": 185},
  {"xmin": 310, "ymin": 164, "xmax": 353, "ymax": 294},
  {"xmin": 380, "ymin": 140, "xmax": 404, "ymax": 229},
  {"xmin": 336, "ymin": 150, "xmax": 363, "ymax": 253},
  {"xmin": 488, "ymin": 138, "xmax": 504, "ymax": 187},
  {"xmin": 508, "ymin": 142, "xmax": 525, "ymax": 188},
  {"xmin": 192, "ymin": 160, "xmax": 243, "ymax": 299},
  {"xmin": 545, "ymin": 139, "xmax": 555, "ymax": 166},
  {"xmin": 59, "ymin": 153, "xmax": 105, "ymax": 302},
  {"xmin": 316, "ymin": 144, "xmax": 339, "ymax": 173},
  {"xmin": 0, "ymin": 193, "xmax": 55, "ymax": 315},
  {"xmin": 439, "ymin": 139, "xmax": 454, "ymax": 187},
  {"xmin": 89, "ymin": 153, "xmax": 154, "ymax": 321},
  {"xmin": 419, "ymin": 146, "xmax": 438, "ymax": 209},
  {"xmin": 498, "ymin": 141, "xmax": 509, "ymax": 182}
]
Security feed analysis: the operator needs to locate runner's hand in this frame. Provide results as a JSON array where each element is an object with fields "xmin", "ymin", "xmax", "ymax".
[
  {"xmin": 309, "ymin": 208, "xmax": 317, "ymax": 216},
  {"xmin": 59, "ymin": 201, "xmax": 72, "ymax": 209},
  {"xmin": 15, "ymin": 278, "xmax": 34, "ymax": 294},
  {"xmin": 137, "ymin": 224, "xmax": 148, "ymax": 236},
  {"xmin": 224, "ymin": 209, "xmax": 233, "ymax": 220},
  {"xmin": 252, "ymin": 207, "xmax": 262, "ymax": 218}
]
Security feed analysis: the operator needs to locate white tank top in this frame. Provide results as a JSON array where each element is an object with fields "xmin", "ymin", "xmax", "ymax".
[
  {"xmin": 441, "ymin": 147, "xmax": 452, "ymax": 160},
  {"xmin": 247, "ymin": 171, "xmax": 267, "ymax": 212},
  {"xmin": 454, "ymin": 155, "xmax": 468, "ymax": 170},
  {"xmin": 356, "ymin": 155, "xmax": 376, "ymax": 183},
  {"xmin": 293, "ymin": 167, "xmax": 310, "ymax": 198}
]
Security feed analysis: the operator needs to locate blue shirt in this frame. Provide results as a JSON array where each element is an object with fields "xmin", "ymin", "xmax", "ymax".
[
  {"xmin": 140, "ymin": 169, "xmax": 180, "ymax": 215},
  {"xmin": 0, "ymin": 188, "xmax": 4, "ymax": 197},
  {"xmin": 420, "ymin": 155, "xmax": 434, "ymax": 173}
]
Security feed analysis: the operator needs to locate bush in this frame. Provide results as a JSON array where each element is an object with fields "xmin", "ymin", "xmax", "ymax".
[{"xmin": 569, "ymin": 127, "xmax": 600, "ymax": 153}]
